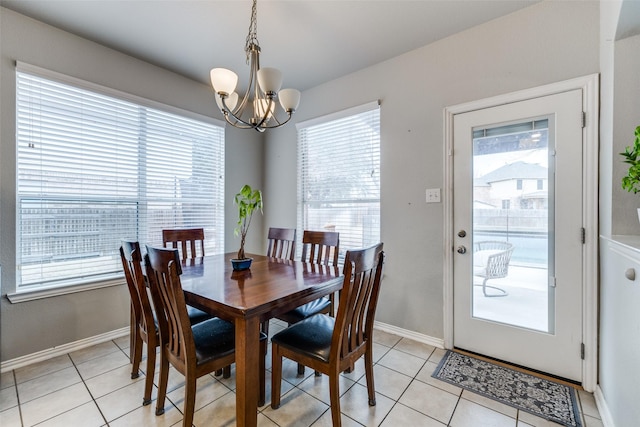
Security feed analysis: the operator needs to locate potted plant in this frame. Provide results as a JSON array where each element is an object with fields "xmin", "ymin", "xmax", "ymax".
[
  {"xmin": 620, "ymin": 126, "xmax": 640, "ymax": 193},
  {"xmin": 620, "ymin": 125, "xmax": 640, "ymax": 222},
  {"xmin": 231, "ymin": 184, "xmax": 263, "ymax": 270}
]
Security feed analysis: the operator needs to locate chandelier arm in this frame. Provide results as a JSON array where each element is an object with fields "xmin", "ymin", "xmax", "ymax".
[
  {"xmin": 220, "ymin": 97, "xmax": 259, "ymax": 129},
  {"xmin": 223, "ymin": 103, "xmax": 293, "ymax": 131},
  {"xmin": 221, "ymin": 95, "xmax": 288, "ymax": 132},
  {"xmin": 262, "ymin": 112, "xmax": 293, "ymax": 129}
]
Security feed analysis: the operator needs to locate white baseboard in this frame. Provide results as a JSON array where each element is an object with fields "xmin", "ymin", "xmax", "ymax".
[
  {"xmin": 1, "ymin": 323, "xmax": 441, "ymax": 373},
  {"xmin": 374, "ymin": 321, "xmax": 445, "ymax": 349},
  {"xmin": 1, "ymin": 327, "xmax": 129, "ymax": 373},
  {"xmin": 595, "ymin": 385, "xmax": 615, "ymax": 427}
]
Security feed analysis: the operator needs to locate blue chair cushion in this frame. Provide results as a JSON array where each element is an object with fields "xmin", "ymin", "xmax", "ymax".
[
  {"xmin": 277, "ymin": 297, "xmax": 331, "ymax": 325},
  {"xmin": 192, "ymin": 318, "xmax": 267, "ymax": 365},
  {"xmin": 187, "ymin": 305, "xmax": 213, "ymax": 325},
  {"xmin": 271, "ymin": 314, "xmax": 335, "ymax": 363}
]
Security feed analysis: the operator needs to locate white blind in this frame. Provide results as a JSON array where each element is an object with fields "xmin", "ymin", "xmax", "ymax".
[
  {"xmin": 297, "ymin": 102, "xmax": 380, "ymax": 260},
  {"xmin": 16, "ymin": 69, "xmax": 225, "ymax": 291}
]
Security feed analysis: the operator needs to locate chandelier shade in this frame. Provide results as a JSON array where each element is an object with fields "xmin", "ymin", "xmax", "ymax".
[
  {"xmin": 209, "ymin": 0, "xmax": 300, "ymax": 132},
  {"xmin": 210, "ymin": 68, "xmax": 238, "ymax": 95},
  {"xmin": 256, "ymin": 67, "xmax": 282, "ymax": 94},
  {"xmin": 278, "ymin": 88, "xmax": 301, "ymax": 112}
]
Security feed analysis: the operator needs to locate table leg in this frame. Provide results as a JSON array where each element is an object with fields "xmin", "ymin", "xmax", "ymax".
[{"xmin": 235, "ymin": 316, "xmax": 260, "ymax": 427}]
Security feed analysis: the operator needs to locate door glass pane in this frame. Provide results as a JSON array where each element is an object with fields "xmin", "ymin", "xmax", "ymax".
[{"xmin": 471, "ymin": 118, "xmax": 554, "ymax": 333}]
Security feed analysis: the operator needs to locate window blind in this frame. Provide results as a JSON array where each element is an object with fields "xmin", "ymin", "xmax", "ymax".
[
  {"xmin": 297, "ymin": 102, "xmax": 380, "ymax": 260},
  {"xmin": 16, "ymin": 69, "xmax": 225, "ymax": 291}
]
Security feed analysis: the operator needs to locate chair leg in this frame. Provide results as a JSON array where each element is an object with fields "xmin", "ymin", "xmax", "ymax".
[
  {"xmin": 270, "ymin": 344, "xmax": 283, "ymax": 409},
  {"xmin": 364, "ymin": 345, "xmax": 376, "ymax": 406},
  {"xmin": 182, "ymin": 370, "xmax": 197, "ymax": 427},
  {"xmin": 482, "ymin": 278, "xmax": 508, "ymax": 297},
  {"xmin": 155, "ymin": 351, "xmax": 169, "ymax": 416},
  {"xmin": 131, "ymin": 329, "xmax": 143, "ymax": 379},
  {"xmin": 297, "ymin": 363, "xmax": 306, "ymax": 376},
  {"xmin": 142, "ymin": 342, "xmax": 156, "ymax": 405},
  {"xmin": 129, "ymin": 306, "xmax": 136, "ymax": 364},
  {"xmin": 328, "ymin": 371, "xmax": 342, "ymax": 427},
  {"xmin": 223, "ymin": 365, "xmax": 231, "ymax": 378},
  {"xmin": 328, "ymin": 292, "xmax": 335, "ymax": 317},
  {"xmin": 214, "ymin": 369, "xmax": 222, "ymax": 376}
]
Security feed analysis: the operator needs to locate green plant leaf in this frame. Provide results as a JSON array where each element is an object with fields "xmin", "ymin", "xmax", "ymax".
[
  {"xmin": 233, "ymin": 184, "xmax": 263, "ymax": 257},
  {"xmin": 620, "ymin": 125, "xmax": 640, "ymax": 194}
]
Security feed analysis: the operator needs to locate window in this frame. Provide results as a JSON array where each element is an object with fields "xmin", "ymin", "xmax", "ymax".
[
  {"xmin": 537, "ymin": 179, "xmax": 543, "ymax": 190},
  {"xmin": 16, "ymin": 65, "xmax": 225, "ymax": 293},
  {"xmin": 516, "ymin": 179, "xmax": 523, "ymax": 190},
  {"xmin": 297, "ymin": 101, "xmax": 380, "ymax": 260}
]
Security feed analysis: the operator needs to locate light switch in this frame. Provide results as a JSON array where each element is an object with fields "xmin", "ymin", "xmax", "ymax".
[{"xmin": 426, "ymin": 188, "xmax": 441, "ymax": 203}]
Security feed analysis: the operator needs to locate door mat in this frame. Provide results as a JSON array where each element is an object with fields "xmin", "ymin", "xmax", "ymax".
[{"xmin": 432, "ymin": 350, "xmax": 581, "ymax": 426}]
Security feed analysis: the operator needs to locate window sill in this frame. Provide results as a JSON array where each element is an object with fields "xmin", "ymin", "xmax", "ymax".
[{"xmin": 7, "ymin": 277, "xmax": 125, "ymax": 303}]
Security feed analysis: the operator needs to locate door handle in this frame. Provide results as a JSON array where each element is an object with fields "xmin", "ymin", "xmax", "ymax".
[
  {"xmin": 457, "ymin": 246, "xmax": 467, "ymax": 254},
  {"xmin": 625, "ymin": 268, "xmax": 636, "ymax": 281}
]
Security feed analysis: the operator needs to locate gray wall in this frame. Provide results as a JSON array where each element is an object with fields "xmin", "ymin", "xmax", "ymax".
[
  {"xmin": 264, "ymin": 0, "xmax": 600, "ymax": 338},
  {"xmin": 611, "ymin": 34, "xmax": 640, "ymax": 235},
  {"xmin": 0, "ymin": 8, "xmax": 263, "ymax": 361}
]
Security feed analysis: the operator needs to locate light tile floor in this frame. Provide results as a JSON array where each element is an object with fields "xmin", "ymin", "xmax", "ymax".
[{"xmin": 1, "ymin": 320, "xmax": 603, "ymax": 427}]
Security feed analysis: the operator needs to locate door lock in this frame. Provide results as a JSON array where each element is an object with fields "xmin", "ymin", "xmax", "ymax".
[
  {"xmin": 458, "ymin": 230, "xmax": 467, "ymax": 238},
  {"xmin": 457, "ymin": 246, "xmax": 467, "ymax": 254}
]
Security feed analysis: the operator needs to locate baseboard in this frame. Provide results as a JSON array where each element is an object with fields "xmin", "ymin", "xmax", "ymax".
[
  {"xmin": 595, "ymin": 385, "xmax": 615, "ymax": 427},
  {"xmin": 373, "ymin": 321, "xmax": 445, "ymax": 349},
  {"xmin": 1, "ymin": 327, "xmax": 129, "ymax": 373},
  {"xmin": 2, "ymin": 322, "xmax": 439, "ymax": 374}
]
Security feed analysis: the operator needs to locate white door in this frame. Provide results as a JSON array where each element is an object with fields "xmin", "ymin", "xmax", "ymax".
[{"xmin": 452, "ymin": 90, "xmax": 584, "ymax": 381}]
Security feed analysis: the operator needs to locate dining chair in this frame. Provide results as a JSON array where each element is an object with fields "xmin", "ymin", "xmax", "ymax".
[
  {"xmin": 162, "ymin": 227, "xmax": 232, "ymax": 378},
  {"xmin": 120, "ymin": 241, "xmax": 158, "ymax": 406},
  {"xmin": 144, "ymin": 245, "xmax": 267, "ymax": 426},
  {"xmin": 275, "ymin": 230, "xmax": 339, "ymax": 374},
  {"xmin": 162, "ymin": 227, "xmax": 205, "ymax": 260},
  {"xmin": 260, "ymin": 227, "xmax": 297, "ymax": 335},
  {"xmin": 266, "ymin": 227, "xmax": 296, "ymax": 261},
  {"xmin": 120, "ymin": 240, "xmax": 214, "ymax": 406},
  {"xmin": 271, "ymin": 243, "xmax": 384, "ymax": 427}
]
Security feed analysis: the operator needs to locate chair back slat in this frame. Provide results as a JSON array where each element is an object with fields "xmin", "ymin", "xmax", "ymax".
[
  {"xmin": 120, "ymin": 241, "xmax": 156, "ymax": 337},
  {"xmin": 162, "ymin": 228, "xmax": 205, "ymax": 260},
  {"xmin": 267, "ymin": 227, "xmax": 296, "ymax": 260},
  {"xmin": 332, "ymin": 243, "xmax": 384, "ymax": 361},
  {"xmin": 145, "ymin": 245, "xmax": 195, "ymax": 367},
  {"xmin": 300, "ymin": 230, "xmax": 339, "ymax": 266}
]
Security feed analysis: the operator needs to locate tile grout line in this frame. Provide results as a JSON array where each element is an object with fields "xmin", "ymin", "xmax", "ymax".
[
  {"xmin": 71, "ymin": 343, "xmax": 110, "ymax": 427},
  {"xmin": 13, "ymin": 370, "xmax": 25, "ymax": 427},
  {"xmin": 389, "ymin": 346, "xmax": 457, "ymax": 426}
]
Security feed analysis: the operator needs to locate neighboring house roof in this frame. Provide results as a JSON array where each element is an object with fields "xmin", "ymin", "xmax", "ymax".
[
  {"xmin": 474, "ymin": 200, "xmax": 498, "ymax": 209},
  {"xmin": 473, "ymin": 178, "xmax": 491, "ymax": 187},
  {"xmin": 477, "ymin": 161, "xmax": 547, "ymax": 184},
  {"xmin": 521, "ymin": 190, "xmax": 548, "ymax": 199}
]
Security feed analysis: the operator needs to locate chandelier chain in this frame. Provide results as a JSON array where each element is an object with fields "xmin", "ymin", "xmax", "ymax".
[{"xmin": 245, "ymin": 0, "xmax": 259, "ymax": 64}]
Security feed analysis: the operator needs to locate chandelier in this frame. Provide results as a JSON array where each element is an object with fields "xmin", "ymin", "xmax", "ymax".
[{"xmin": 210, "ymin": 0, "xmax": 301, "ymax": 132}]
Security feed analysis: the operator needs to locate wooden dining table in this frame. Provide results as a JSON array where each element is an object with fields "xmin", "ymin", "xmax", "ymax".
[{"xmin": 178, "ymin": 252, "xmax": 342, "ymax": 427}]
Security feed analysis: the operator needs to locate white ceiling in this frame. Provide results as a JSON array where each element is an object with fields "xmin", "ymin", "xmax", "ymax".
[{"xmin": 1, "ymin": 0, "xmax": 542, "ymax": 92}]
